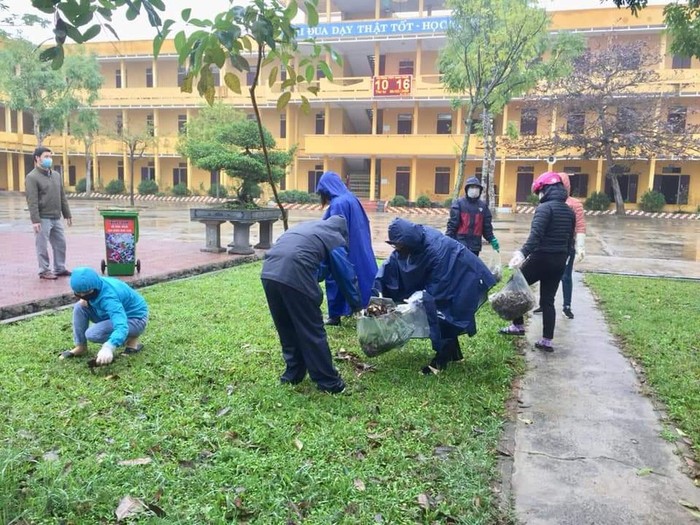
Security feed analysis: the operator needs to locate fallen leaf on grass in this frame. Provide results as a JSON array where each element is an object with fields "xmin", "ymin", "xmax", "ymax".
[
  {"xmin": 417, "ymin": 493, "xmax": 431, "ymax": 510},
  {"xmin": 226, "ymin": 384, "xmax": 235, "ymax": 396},
  {"xmin": 679, "ymin": 499, "xmax": 700, "ymax": 519},
  {"xmin": 42, "ymin": 450, "xmax": 59, "ymax": 462},
  {"xmin": 116, "ymin": 496, "xmax": 146, "ymax": 521},
  {"xmin": 118, "ymin": 457, "xmax": 152, "ymax": 466},
  {"xmin": 354, "ymin": 479, "xmax": 366, "ymax": 491},
  {"xmin": 294, "ymin": 438, "xmax": 304, "ymax": 451},
  {"xmin": 217, "ymin": 407, "xmax": 231, "ymax": 418},
  {"xmin": 374, "ymin": 514, "xmax": 384, "ymax": 523},
  {"xmin": 433, "ymin": 445, "xmax": 456, "ymax": 459},
  {"xmin": 676, "ymin": 428, "xmax": 689, "ymax": 438},
  {"xmin": 636, "ymin": 467, "xmax": 653, "ymax": 477}
]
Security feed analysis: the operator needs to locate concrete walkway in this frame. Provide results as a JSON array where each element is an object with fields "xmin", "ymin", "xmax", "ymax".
[{"xmin": 509, "ymin": 273, "xmax": 700, "ymax": 524}]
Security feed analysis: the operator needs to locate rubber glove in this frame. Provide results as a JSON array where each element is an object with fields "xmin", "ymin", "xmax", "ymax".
[
  {"xmin": 96, "ymin": 342, "xmax": 116, "ymax": 365},
  {"xmin": 575, "ymin": 233, "xmax": 586, "ymax": 263},
  {"xmin": 508, "ymin": 250, "xmax": 525, "ymax": 269},
  {"xmin": 490, "ymin": 238, "xmax": 500, "ymax": 252}
]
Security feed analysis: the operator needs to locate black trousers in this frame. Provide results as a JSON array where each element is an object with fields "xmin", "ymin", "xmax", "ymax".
[
  {"xmin": 432, "ymin": 320, "xmax": 464, "ymax": 369},
  {"xmin": 262, "ymin": 279, "xmax": 344, "ymax": 393},
  {"xmin": 513, "ymin": 252, "xmax": 568, "ymax": 340}
]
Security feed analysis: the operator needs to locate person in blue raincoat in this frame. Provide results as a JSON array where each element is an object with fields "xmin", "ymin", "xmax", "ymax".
[
  {"xmin": 374, "ymin": 218, "xmax": 496, "ymax": 375},
  {"xmin": 316, "ymin": 171, "xmax": 377, "ymax": 326}
]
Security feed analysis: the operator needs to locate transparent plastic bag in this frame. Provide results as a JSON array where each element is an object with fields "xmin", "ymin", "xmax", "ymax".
[
  {"xmin": 485, "ymin": 250, "xmax": 503, "ymax": 282},
  {"xmin": 488, "ymin": 268, "xmax": 537, "ymax": 320},
  {"xmin": 357, "ymin": 298, "xmax": 415, "ymax": 357},
  {"xmin": 395, "ymin": 291, "xmax": 431, "ymax": 339}
]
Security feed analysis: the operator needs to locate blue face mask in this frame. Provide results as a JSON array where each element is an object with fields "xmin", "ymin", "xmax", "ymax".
[{"xmin": 40, "ymin": 158, "xmax": 53, "ymax": 170}]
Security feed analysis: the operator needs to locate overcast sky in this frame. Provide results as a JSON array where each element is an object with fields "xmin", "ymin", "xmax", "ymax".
[{"xmin": 1, "ymin": 0, "xmax": 672, "ymax": 44}]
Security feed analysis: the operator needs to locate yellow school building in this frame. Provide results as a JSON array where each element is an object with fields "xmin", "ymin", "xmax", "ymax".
[{"xmin": 1, "ymin": 2, "xmax": 699, "ymax": 211}]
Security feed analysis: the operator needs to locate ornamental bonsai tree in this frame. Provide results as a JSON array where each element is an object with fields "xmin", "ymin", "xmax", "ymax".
[{"xmin": 178, "ymin": 103, "xmax": 292, "ymax": 207}]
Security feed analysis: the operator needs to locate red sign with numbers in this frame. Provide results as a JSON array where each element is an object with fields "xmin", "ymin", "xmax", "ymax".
[{"xmin": 373, "ymin": 75, "xmax": 412, "ymax": 96}]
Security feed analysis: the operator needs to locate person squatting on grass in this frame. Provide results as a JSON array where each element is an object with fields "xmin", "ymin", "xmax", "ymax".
[
  {"xmin": 500, "ymin": 172, "xmax": 575, "ymax": 352},
  {"xmin": 25, "ymin": 146, "xmax": 73, "ymax": 280},
  {"xmin": 374, "ymin": 218, "xmax": 497, "ymax": 375},
  {"xmin": 260, "ymin": 216, "xmax": 362, "ymax": 394},
  {"xmin": 316, "ymin": 171, "xmax": 377, "ymax": 327},
  {"xmin": 445, "ymin": 176, "xmax": 499, "ymax": 257},
  {"xmin": 60, "ymin": 267, "xmax": 149, "ymax": 365}
]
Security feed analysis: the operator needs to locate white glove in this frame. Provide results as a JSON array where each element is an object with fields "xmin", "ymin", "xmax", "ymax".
[
  {"xmin": 508, "ymin": 250, "xmax": 525, "ymax": 269},
  {"xmin": 96, "ymin": 342, "xmax": 116, "ymax": 365},
  {"xmin": 575, "ymin": 233, "xmax": 586, "ymax": 263}
]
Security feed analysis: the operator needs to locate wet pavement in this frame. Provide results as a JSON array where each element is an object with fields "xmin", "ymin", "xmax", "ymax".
[{"xmin": 1, "ymin": 192, "xmax": 699, "ymax": 319}]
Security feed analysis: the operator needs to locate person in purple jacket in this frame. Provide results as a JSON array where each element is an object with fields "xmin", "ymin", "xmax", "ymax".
[{"xmin": 316, "ymin": 171, "xmax": 377, "ymax": 326}]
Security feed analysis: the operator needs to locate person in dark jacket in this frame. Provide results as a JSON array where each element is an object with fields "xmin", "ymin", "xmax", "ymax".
[
  {"xmin": 60, "ymin": 267, "xmax": 149, "ymax": 365},
  {"xmin": 260, "ymin": 216, "xmax": 362, "ymax": 394},
  {"xmin": 445, "ymin": 177, "xmax": 499, "ymax": 257},
  {"xmin": 500, "ymin": 172, "xmax": 575, "ymax": 352},
  {"xmin": 374, "ymin": 218, "xmax": 497, "ymax": 375},
  {"xmin": 316, "ymin": 171, "xmax": 377, "ymax": 326}
]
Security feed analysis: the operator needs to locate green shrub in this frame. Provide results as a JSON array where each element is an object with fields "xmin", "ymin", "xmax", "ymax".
[
  {"xmin": 416, "ymin": 195, "xmax": 432, "ymax": 208},
  {"xmin": 172, "ymin": 183, "xmax": 191, "ymax": 197},
  {"xmin": 526, "ymin": 193, "xmax": 540, "ymax": 206},
  {"xmin": 104, "ymin": 179, "xmax": 125, "ymax": 195},
  {"xmin": 443, "ymin": 197, "xmax": 455, "ymax": 208},
  {"xmin": 584, "ymin": 191, "xmax": 611, "ymax": 211},
  {"xmin": 390, "ymin": 195, "xmax": 408, "ymax": 207},
  {"xmin": 138, "ymin": 179, "xmax": 159, "ymax": 195},
  {"xmin": 639, "ymin": 190, "xmax": 666, "ymax": 213},
  {"xmin": 277, "ymin": 190, "xmax": 318, "ymax": 203},
  {"xmin": 75, "ymin": 178, "xmax": 87, "ymax": 193},
  {"xmin": 208, "ymin": 184, "xmax": 228, "ymax": 198}
]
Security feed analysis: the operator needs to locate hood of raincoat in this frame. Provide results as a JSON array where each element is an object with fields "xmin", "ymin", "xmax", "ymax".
[
  {"xmin": 540, "ymin": 182, "xmax": 568, "ymax": 204},
  {"xmin": 559, "ymin": 172, "xmax": 572, "ymax": 196},
  {"xmin": 70, "ymin": 267, "xmax": 104, "ymax": 294},
  {"xmin": 316, "ymin": 171, "xmax": 349, "ymax": 199},
  {"xmin": 387, "ymin": 218, "xmax": 425, "ymax": 252}
]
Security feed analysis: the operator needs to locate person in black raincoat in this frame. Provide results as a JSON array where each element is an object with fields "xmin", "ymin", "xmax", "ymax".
[
  {"xmin": 261, "ymin": 215, "xmax": 362, "ymax": 393},
  {"xmin": 316, "ymin": 171, "xmax": 377, "ymax": 326},
  {"xmin": 373, "ymin": 218, "xmax": 497, "ymax": 375}
]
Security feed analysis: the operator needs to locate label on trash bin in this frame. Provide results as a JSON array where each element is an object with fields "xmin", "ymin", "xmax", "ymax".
[{"xmin": 104, "ymin": 218, "xmax": 136, "ymax": 264}]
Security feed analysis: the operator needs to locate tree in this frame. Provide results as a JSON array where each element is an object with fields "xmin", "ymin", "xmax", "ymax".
[
  {"xmin": 506, "ymin": 39, "xmax": 700, "ymax": 215},
  {"xmin": 439, "ymin": 0, "xmax": 583, "ymax": 203},
  {"xmin": 0, "ymin": 39, "xmax": 102, "ymax": 145},
  {"xmin": 178, "ymin": 104, "xmax": 292, "ymax": 205},
  {"xmin": 70, "ymin": 108, "xmax": 100, "ymax": 194},
  {"xmin": 115, "ymin": 126, "xmax": 155, "ymax": 207},
  {"xmin": 29, "ymin": 0, "xmax": 337, "ymax": 231}
]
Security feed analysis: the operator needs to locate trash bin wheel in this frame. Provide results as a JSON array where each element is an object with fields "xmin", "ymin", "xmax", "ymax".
[
  {"xmin": 136, "ymin": 259, "xmax": 141, "ymax": 273},
  {"xmin": 100, "ymin": 259, "xmax": 106, "ymax": 275}
]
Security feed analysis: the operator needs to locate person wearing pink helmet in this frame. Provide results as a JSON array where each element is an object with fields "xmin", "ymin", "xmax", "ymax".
[{"xmin": 500, "ymin": 171, "xmax": 575, "ymax": 351}]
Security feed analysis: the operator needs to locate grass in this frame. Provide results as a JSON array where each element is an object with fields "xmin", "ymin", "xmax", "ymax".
[
  {"xmin": 0, "ymin": 262, "xmax": 520, "ymax": 524},
  {"xmin": 585, "ymin": 274, "xmax": 700, "ymax": 460}
]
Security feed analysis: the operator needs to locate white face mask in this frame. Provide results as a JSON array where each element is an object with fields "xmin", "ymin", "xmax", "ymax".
[{"xmin": 467, "ymin": 188, "xmax": 480, "ymax": 199}]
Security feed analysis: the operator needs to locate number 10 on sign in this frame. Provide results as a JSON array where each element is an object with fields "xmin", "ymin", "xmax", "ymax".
[{"xmin": 373, "ymin": 75, "xmax": 412, "ymax": 96}]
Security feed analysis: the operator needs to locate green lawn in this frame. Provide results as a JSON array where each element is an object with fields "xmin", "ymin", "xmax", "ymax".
[
  {"xmin": 1, "ymin": 262, "xmax": 520, "ymax": 524},
  {"xmin": 586, "ymin": 274, "xmax": 700, "ymax": 460}
]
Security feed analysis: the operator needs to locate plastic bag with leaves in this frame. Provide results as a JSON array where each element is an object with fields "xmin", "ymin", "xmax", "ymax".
[
  {"xmin": 488, "ymin": 268, "xmax": 537, "ymax": 320},
  {"xmin": 357, "ymin": 297, "xmax": 415, "ymax": 357},
  {"xmin": 395, "ymin": 291, "xmax": 431, "ymax": 339}
]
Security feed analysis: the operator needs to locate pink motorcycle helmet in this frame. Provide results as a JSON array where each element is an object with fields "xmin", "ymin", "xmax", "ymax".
[{"xmin": 531, "ymin": 171, "xmax": 563, "ymax": 194}]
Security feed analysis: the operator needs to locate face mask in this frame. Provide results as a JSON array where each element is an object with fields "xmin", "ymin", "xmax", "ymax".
[
  {"xmin": 40, "ymin": 158, "xmax": 52, "ymax": 170},
  {"xmin": 467, "ymin": 188, "xmax": 480, "ymax": 199},
  {"xmin": 538, "ymin": 191, "xmax": 545, "ymax": 201},
  {"xmin": 75, "ymin": 289, "xmax": 99, "ymax": 301}
]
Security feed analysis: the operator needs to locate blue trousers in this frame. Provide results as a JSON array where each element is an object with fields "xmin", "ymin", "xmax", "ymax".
[
  {"xmin": 72, "ymin": 301, "xmax": 148, "ymax": 346},
  {"xmin": 561, "ymin": 252, "xmax": 575, "ymax": 308}
]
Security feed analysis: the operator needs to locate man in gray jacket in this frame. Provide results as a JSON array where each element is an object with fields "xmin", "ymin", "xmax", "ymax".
[
  {"xmin": 261, "ymin": 216, "xmax": 362, "ymax": 394},
  {"xmin": 25, "ymin": 147, "xmax": 72, "ymax": 280}
]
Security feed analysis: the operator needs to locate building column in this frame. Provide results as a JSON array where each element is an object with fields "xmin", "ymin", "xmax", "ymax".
[
  {"xmin": 369, "ymin": 155, "xmax": 377, "ymax": 200},
  {"xmin": 324, "ymin": 103, "xmax": 330, "ymax": 135},
  {"xmin": 17, "ymin": 110, "xmax": 24, "ymax": 135},
  {"xmin": 152, "ymin": 57, "xmax": 158, "ymax": 87},
  {"xmin": 416, "ymin": 40, "xmax": 422, "ymax": 78},
  {"xmin": 326, "ymin": 0, "xmax": 331, "ymax": 21},
  {"xmin": 648, "ymin": 157, "xmax": 657, "ymax": 190},
  {"xmin": 501, "ymin": 104, "xmax": 509, "ymax": 134},
  {"xmin": 659, "ymin": 33, "xmax": 667, "ymax": 70},
  {"xmin": 413, "ymin": 101, "xmax": 419, "ymax": 135},
  {"xmin": 456, "ymin": 105, "xmax": 463, "ymax": 135},
  {"xmin": 62, "ymin": 123, "xmax": 69, "ymax": 188},
  {"xmin": 120, "ymin": 59, "xmax": 126, "ymax": 88},
  {"xmin": 418, "ymin": 0, "xmax": 424, "ymax": 16},
  {"xmin": 6, "ymin": 152, "xmax": 16, "ymax": 191},
  {"xmin": 499, "ymin": 159, "xmax": 507, "ymax": 207},
  {"xmin": 92, "ymin": 143, "xmax": 99, "ymax": 189},
  {"xmin": 375, "ymin": 0, "xmax": 380, "ymax": 19},
  {"xmin": 374, "ymin": 42, "xmax": 380, "ymax": 77},
  {"xmin": 595, "ymin": 157, "xmax": 604, "ymax": 193},
  {"xmin": 122, "ymin": 109, "xmax": 129, "ymax": 190},
  {"xmin": 372, "ymin": 102, "xmax": 378, "ymax": 135},
  {"xmin": 186, "ymin": 157, "xmax": 194, "ymax": 192},
  {"xmin": 409, "ymin": 156, "xmax": 418, "ymax": 202},
  {"xmin": 5, "ymin": 106, "xmax": 12, "ymax": 133},
  {"xmin": 153, "ymin": 109, "xmax": 161, "ymax": 188}
]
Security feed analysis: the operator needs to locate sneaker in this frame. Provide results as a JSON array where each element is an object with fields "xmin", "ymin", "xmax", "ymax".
[
  {"xmin": 534, "ymin": 338, "xmax": 554, "ymax": 352},
  {"xmin": 54, "ymin": 269, "xmax": 72, "ymax": 277},
  {"xmin": 499, "ymin": 324, "xmax": 526, "ymax": 336},
  {"xmin": 324, "ymin": 317, "xmax": 341, "ymax": 327},
  {"xmin": 563, "ymin": 307, "xmax": 574, "ymax": 319},
  {"xmin": 421, "ymin": 365, "xmax": 441, "ymax": 376},
  {"xmin": 533, "ymin": 307, "xmax": 542, "ymax": 314},
  {"xmin": 39, "ymin": 271, "xmax": 57, "ymax": 280}
]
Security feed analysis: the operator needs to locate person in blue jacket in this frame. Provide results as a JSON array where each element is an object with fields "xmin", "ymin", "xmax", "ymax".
[
  {"xmin": 60, "ymin": 267, "xmax": 149, "ymax": 365},
  {"xmin": 374, "ymin": 218, "xmax": 497, "ymax": 375},
  {"xmin": 446, "ymin": 177, "xmax": 499, "ymax": 257},
  {"xmin": 261, "ymin": 216, "xmax": 362, "ymax": 394},
  {"xmin": 316, "ymin": 171, "xmax": 377, "ymax": 326}
]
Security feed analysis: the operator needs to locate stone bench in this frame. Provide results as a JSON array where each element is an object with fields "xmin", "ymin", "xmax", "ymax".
[{"xmin": 190, "ymin": 207, "xmax": 282, "ymax": 255}]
